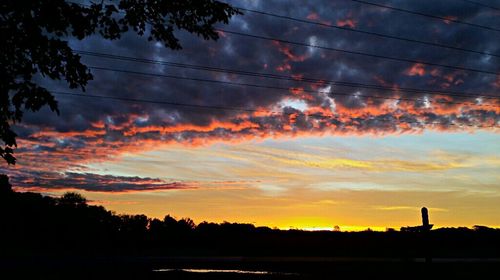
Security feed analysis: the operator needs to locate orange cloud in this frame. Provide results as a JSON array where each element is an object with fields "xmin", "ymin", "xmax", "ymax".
[
  {"xmin": 405, "ymin": 63, "xmax": 426, "ymax": 76},
  {"xmin": 272, "ymin": 41, "xmax": 309, "ymax": 72},
  {"xmin": 337, "ymin": 19, "xmax": 357, "ymax": 28},
  {"xmin": 276, "ymin": 63, "xmax": 291, "ymax": 72},
  {"xmin": 8, "ymin": 92, "xmax": 498, "ymax": 192},
  {"xmin": 288, "ymin": 87, "xmax": 314, "ymax": 101},
  {"xmin": 124, "ymin": 120, "xmax": 260, "ymax": 136},
  {"xmin": 306, "ymin": 12, "xmax": 319, "ymax": 20},
  {"xmin": 273, "ymin": 41, "xmax": 307, "ymax": 62},
  {"xmin": 31, "ymin": 129, "xmax": 106, "ymax": 138}
]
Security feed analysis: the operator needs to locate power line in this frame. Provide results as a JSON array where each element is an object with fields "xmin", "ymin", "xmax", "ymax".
[
  {"xmin": 47, "ymin": 2, "xmax": 498, "ymax": 130},
  {"xmin": 68, "ymin": 0, "xmax": 500, "ymax": 72},
  {"xmin": 85, "ymin": 64, "xmax": 498, "ymax": 108},
  {"xmin": 68, "ymin": 1, "xmax": 500, "ymax": 75},
  {"xmin": 237, "ymin": 7, "xmax": 500, "ymax": 58},
  {"xmin": 349, "ymin": 0, "xmax": 500, "ymax": 32},
  {"xmin": 459, "ymin": 0, "xmax": 500, "ymax": 11},
  {"xmin": 217, "ymin": 29, "xmax": 499, "ymax": 76},
  {"xmin": 75, "ymin": 50, "xmax": 500, "ymax": 100},
  {"xmin": 52, "ymin": 90, "xmax": 271, "ymax": 114},
  {"xmin": 70, "ymin": 0, "xmax": 500, "ymax": 58},
  {"xmin": 50, "ymin": 90, "xmax": 499, "ymax": 129}
]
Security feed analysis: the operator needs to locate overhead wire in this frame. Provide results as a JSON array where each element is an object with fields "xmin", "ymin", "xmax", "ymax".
[
  {"xmin": 236, "ymin": 6, "xmax": 500, "ymax": 58},
  {"xmin": 58, "ymin": 1, "xmax": 499, "ymax": 129},
  {"xmin": 349, "ymin": 0, "xmax": 500, "ymax": 32},
  {"xmin": 459, "ymin": 0, "xmax": 500, "ymax": 11},
  {"xmin": 217, "ymin": 29, "xmax": 499, "ymax": 76},
  {"xmin": 51, "ymin": 90, "xmax": 500, "ymax": 128},
  {"xmin": 75, "ymin": 50, "xmax": 500, "ymax": 101},
  {"xmin": 82, "ymin": 64, "xmax": 499, "ymax": 108}
]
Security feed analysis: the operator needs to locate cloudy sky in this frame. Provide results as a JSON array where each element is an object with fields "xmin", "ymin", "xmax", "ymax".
[{"xmin": 3, "ymin": 0, "xmax": 500, "ymax": 230}]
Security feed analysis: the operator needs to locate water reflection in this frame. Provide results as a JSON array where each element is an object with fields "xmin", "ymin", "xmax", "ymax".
[{"xmin": 153, "ymin": 268, "xmax": 297, "ymax": 275}]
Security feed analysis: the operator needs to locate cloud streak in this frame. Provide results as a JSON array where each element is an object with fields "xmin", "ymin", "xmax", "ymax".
[{"xmin": 7, "ymin": 170, "xmax": 191, "ymax": 193}]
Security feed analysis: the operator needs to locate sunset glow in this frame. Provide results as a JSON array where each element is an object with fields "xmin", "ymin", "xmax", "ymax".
[{"xmin": 2, "ymin": 0, "xmax": 499, "ymax": 230}]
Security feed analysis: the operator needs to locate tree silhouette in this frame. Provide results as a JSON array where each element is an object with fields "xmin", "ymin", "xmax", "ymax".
[
  {"xmin": 0, "ymin": 0, "xmax": 241, "ymax": 165},
  {"xmin": 1, "ymin": 187, "xmax": 500, "ymax": 264},
  {"xmin": 0, "ymin": 174, "xmax": 12, "ymax": 194},
  {"xmin": 58, "ymin": 192, "xmax": 87, "ymax": 207}
]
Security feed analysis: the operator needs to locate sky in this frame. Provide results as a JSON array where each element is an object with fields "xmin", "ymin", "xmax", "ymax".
[{"xmin": 2, "ymin": 0, "xmax": 500, "ymax": 230}]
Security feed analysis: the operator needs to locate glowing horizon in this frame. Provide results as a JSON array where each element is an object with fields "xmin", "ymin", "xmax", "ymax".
[
  {"xmin": 2, "ymin": 0, "xmax": 499, "ymax": 231},
  {"xmin": 11, "ymin": 131, "xmax": 497, "ymax": 231}
]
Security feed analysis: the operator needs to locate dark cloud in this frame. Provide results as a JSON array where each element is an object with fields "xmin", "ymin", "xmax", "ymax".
[
  {"xmin": 4, "ymin": 169, "xmax": 191, "ymax": 192},
  {"xmin": 5, "ymin": 0, "xmax": 499, "ymax": 190}
]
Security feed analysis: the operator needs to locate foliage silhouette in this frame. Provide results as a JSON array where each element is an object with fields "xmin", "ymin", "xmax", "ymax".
[
  {"xmin": 0, "ymin": 0, "xmax": 241, "ymax": 165},
  {"xmin": 1, "ymin": 188, "xmax": 499, "ymax": 260},
  {"xmin": 58, "ymin": 192, "xmax": 87, "ymax": 207},
  {"xmin": 0, "ymin": 174, "xmax": 12, "ymax": 194},
  {"xmin": 1, "ymin": 182, "xmax": 499, "ymax": 279}
]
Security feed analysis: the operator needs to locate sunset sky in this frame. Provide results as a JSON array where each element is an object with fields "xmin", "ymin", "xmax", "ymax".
[{"xmin": 2, "ymin": 0, "xmax": 499, "ymax": 230}]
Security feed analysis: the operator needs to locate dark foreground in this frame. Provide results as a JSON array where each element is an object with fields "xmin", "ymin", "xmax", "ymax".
[
  {"xmin": 2, "ymin": 256, "xmax": 500, "ymax": 280},
  {"xmin": 2, "ymin": 183, "xmax": 500, "ymax": 279}
]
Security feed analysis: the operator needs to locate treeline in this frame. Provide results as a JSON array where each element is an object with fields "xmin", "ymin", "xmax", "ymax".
[{"xmin": 1, "ymin": 176, "xmax": 500, "ymax": 258}]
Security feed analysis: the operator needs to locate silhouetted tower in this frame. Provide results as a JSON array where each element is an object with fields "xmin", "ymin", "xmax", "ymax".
[
  {"xmin": 421, "ymin": 207, "xmax": 430, "ymax": 228},
  {"xmin": 400, "ymin": 207, "xmax": 433, "ymax": 232}
]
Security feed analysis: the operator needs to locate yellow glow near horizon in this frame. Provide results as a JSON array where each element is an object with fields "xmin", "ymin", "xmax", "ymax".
[{"xmin": 34, "ymin": 132, "xmax": 500, "ymax": 230}]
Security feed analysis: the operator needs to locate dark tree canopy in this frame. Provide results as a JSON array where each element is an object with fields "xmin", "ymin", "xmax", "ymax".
[
  {"xmin": 1, "ymin": 188, "xmax": 500, "ymax": 260},
  {"xmin": 0, "ymin": 174, "xmax": 12, "ymax": 194},
  {"xmin": 0, "ymin": 0, "xmax": 241, "ymax": 165},
  {"xmin": 58, "ymin": 192, "xmax": 87, "ymax": 207}
]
